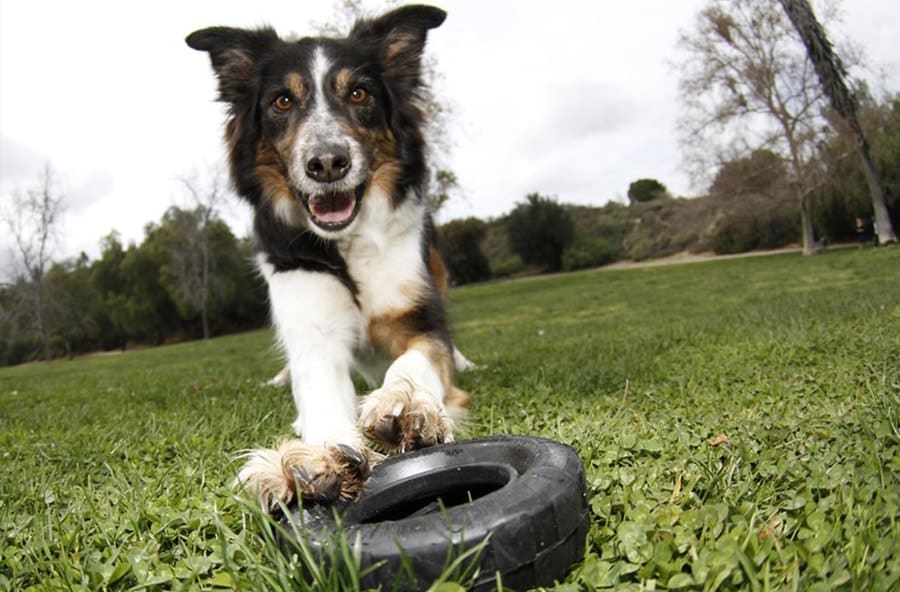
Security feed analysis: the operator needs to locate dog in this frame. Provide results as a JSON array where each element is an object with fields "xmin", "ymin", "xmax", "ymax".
[{"xmin": 187, "ymin": 5, "xmax": 471, "ymax": 510}]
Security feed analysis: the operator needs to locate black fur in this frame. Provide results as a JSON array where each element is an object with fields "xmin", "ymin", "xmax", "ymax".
[{"xmin": 186, "ymin": 6, "xmax": 445, "ymax": 280}]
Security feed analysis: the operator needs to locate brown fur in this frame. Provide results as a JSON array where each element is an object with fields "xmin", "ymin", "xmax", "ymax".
[
  {"xmin": 428, "ymin": 245, "xmax": 449, "ymax": 301},
  {"xmin": 284, "ymin": 72, "xmax": 307, "ymax": 104},
  {"xmin": 334, "ymin": 67, "xmax": 353, "ymax": 97},
  {"xmin": 369, "ymin": 160, "xmax": 404, "ymax": 201},
  {"xmin": 253, "ymin": 140, "xmax": 293, "ymax": 206}
]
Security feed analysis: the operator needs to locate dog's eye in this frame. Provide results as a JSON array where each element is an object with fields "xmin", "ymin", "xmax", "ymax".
[
  {"xmin": 273, "ymin": 95, "xmax": 293, "ymax": 112},
  {"xmin": 349, "ymin": 87, "xmax": 369, "ymax": 105}
]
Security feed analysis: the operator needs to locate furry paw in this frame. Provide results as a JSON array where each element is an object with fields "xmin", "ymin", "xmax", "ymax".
[
  {"xmin": 359, "ymin": 379, "xmax": 454, "ymax": 453},
  {"xmin": 236, "ymin": 440, "xmax": 375, "ymax": 511}
]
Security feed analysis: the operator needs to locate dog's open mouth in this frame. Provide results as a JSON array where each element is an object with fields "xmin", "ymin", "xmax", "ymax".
[{"xmin": 303, "ymin": 185, "xmax": 365, "ymax": 231}]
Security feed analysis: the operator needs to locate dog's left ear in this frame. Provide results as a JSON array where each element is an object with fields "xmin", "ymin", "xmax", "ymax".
[{"xmin": 350, "ymin": 5, "xmax": 446, "ymax": 83}]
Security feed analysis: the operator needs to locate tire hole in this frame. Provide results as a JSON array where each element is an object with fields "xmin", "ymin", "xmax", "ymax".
[{"xmin": 350, "ymin": 463, "xmax": 516, "ymax": 523}]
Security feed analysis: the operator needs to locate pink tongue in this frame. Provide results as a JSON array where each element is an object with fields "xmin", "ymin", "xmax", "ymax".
[{"xmin": 309, "ymin": 192, "xmax": 356, "ymax": 223}]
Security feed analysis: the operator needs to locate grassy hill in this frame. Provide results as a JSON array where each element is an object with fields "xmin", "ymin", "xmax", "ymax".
[
  {"xmin": 475, "ymin": 194, "xmax": 804, "ymax": 281},
  {"xmin": 1, "ymin": 246, "xmax": 898, "ymax": 590}
]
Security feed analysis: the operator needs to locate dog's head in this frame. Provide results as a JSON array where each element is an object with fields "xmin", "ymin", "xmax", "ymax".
[{"xmin": 187, "ymin": 5, "xmax": 445, "ymax": 237}]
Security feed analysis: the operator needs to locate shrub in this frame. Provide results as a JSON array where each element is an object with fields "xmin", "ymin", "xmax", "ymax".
[
  {"xmin": 506, "ymin": 194, "xmax": 574, "ymax": 272},
  {"xmin": 438, "ymin": 218, "xmax": 492, "ymax": 285},
  {"xmin": 563, "ymin": 234, "xmax": 622, "ymax": 270}
]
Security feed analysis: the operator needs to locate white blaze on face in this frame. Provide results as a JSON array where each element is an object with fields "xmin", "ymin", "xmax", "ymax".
[{"xmin": 289, "ymin": 46, "xmax": 367, "ymax": 198}]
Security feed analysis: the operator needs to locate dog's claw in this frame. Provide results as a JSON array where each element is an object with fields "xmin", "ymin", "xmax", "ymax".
[
  {"xmin": 337, "ymin": 443, "xmax": 370, "ymax": 477},
  {"xmin": 292, "ymin": 466, "xmax": 312, "ymax": 488},
  {"xmin": 291, "ymin": 461, "xmax": 343, "ymax": 503},
  {"xmin": 374, "ymin": 415, "xmax": 402, "ymax": 446}
]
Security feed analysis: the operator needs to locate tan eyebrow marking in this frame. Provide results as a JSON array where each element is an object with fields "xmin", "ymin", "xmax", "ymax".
[
  {"xmin": 284, "ymin": 72, "xmax": 305, "ymax": 98},
  {"xmin": 335, "ymin": 67, "xmax": 353, "ymax": 97}
]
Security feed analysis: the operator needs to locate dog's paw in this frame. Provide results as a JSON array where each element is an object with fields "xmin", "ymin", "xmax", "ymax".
[
  {"xmin": 236, "ymin": 440, "xmax": 375, "ymax": 511},
  {"xmin": 359, "ymin": 379, "xmax": 454, "ymax": 453}
]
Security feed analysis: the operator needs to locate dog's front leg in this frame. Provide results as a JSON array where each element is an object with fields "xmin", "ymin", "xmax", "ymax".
[
  {"xmin": 360, "ymin": 330, "xmax": 469, "ymax": 454},
  {"xmin": 238, "ymin": 268, "xmax": 373, "ymax": 510}
]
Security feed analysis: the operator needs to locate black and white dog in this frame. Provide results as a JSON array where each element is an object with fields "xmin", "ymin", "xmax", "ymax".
[{"xmin": 187, "ymin": 5, "xmax": 471, "ymax": 509}]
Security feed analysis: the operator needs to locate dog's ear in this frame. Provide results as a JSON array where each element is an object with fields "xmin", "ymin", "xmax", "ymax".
[
  {"xmin": 350, "ymin": 5, "xmax": 446, "ymax": 84},
  {"xmin": 186, "ymin": 27, "xmax": 278, "ymax": 103}
]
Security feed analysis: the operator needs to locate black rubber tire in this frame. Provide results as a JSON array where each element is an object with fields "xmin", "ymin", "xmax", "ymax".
[{"xmin": 279, "ymin": 435, "xmax": 589, "ymax": 591}]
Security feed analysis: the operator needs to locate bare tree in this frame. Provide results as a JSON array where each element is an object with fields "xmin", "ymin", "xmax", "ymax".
[
  {"xmin": 779, "ymin": 0, "xmax": 896, "ymax": 245},
  {"xmin": 1, "ymin": 162, "xmax": 66, "ymax": 360},
  {"xmin": 172, "ymin": 166, "xmax": 230, "ymax": 340},
  {"xmin": 677, "ymin": 0, "xmax": 840, "ymax": 255}
]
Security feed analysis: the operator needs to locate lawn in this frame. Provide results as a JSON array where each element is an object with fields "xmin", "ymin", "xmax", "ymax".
[{"xmin": 1, "ymin": 247, "xmax": 898, "ymax": 591}]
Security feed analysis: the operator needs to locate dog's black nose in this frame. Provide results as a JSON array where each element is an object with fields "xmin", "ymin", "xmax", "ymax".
[{"xmin": 306, "ymin": 146, "xmax": 351, "ymax": 182}]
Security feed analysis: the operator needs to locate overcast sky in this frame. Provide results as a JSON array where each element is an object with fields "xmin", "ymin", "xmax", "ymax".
[{"xmin": 1, "ymin": 0, "xmax": 898, "ymax": 261}]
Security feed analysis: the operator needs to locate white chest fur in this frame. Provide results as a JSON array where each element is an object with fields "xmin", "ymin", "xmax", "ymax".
[{"xmin": 339, "ymin": 190, "xmax": 428, "ymax": 321}]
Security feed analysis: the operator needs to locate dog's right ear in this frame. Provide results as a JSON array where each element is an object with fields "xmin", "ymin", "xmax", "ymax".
[{"xmin": 186, "ymin": 27, "xmax": 278, "ymax": 103}]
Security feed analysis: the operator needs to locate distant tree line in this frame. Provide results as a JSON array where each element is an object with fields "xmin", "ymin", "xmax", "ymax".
[{"xmin": 0, "ymin": 205, "xmax": 267, "ymax": 366}]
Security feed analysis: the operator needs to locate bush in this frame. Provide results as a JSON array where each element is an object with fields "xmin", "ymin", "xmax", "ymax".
[
  {"xmin": 437, "ymin": 218, "xmax": 492, "ymax": 285},
  {"xmin": 563, "ymin": 234, "xmax": 622, "ymax": 270},
  {"xmin": 506, "ymin": 194, "xmax": 574, "ymax": 272},
  {"xmin": 2, "ymin": 336, "xmax": 39, "ymax": 367},
  {"xmin": 703, "ymin": 194, "xmax": 799, "ymax": 254}
]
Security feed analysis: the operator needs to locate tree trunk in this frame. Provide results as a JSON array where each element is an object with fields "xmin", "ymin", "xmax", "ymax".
[
  {"xmin": 855, "ymin": 133, "xmax": 897, "ymax": 245},
  {"xmin": 201, "ymin": 229, "xmax": 211, "ymax": 340},
  {"xmin": 799, "ymin": 192, "xmax": 818, "ymax": 255},
  {"xmin": 35, "ymin": 274, "xmax": 51, "ymax": 361}
]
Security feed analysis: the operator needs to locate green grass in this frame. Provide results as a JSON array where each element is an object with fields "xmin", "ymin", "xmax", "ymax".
[{"xmin": 2, "ymin": 247, "xmax": 899, "ymax": 591}]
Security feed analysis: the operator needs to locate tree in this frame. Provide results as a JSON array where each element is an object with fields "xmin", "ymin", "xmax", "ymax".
[
  {"xmin": 171, "ymin": 167, "xmax": 231, "ymax": 340},
  {"xmin": 91, "ymin": 232, "xmax": 130, "ymax": 350},
  {"xmin": 438, "ymin": 217, "xmax": 491, "ymax": 285},
  {"xmin": 506, "ymin": 194, "xmax": 574, "ymax": 272},
  {"xmin": 112, "ymin": 240, "xmax": 180, "ymax": 345},
  {"xmin": 677, "ymin": 0, "xmax": 839, "ymax": 255},
  {"xmin": 779, "ymin": 0, "xmax": 896, "ymax": 244},
  {"xmin": 1, "ymin": 163, "xmax": 66, "ymax": 360},
  {"xmin": 627, "ymin": 179, "xmax": 669, "ymax": 204},
  {"xmin": 44, "ymin": 254, "xmax": 105, "ymax": 358}
]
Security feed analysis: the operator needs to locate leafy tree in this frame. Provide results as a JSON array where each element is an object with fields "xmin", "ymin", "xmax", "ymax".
[
  {"xmin": 677, "ymin": 0, "xmax": 843, "ymax": 254},
  {"xmin": 44, "ymin": 254, "xmax": 105, "ymax": 358},
  {"xmin": 91, "ymin": 232, "xmax": 131, "ymax": 349},
  {"xmin": 438, "ymin": 217, "xmax": 491, "ymax": 285},
  {"xmin": 149, "ymin": 206, "xmax": 268, "ymax": 337},
  {"xmin": 111, "ymin": 239, "xmax": 180, "ymax": 345},
  {"xmin": 506, "ymin": 194, "xmax": 574, "ymax": 272},
  {"xmin": 627, "ymin": 179, "xmax": 669, "ymax": 204}
]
